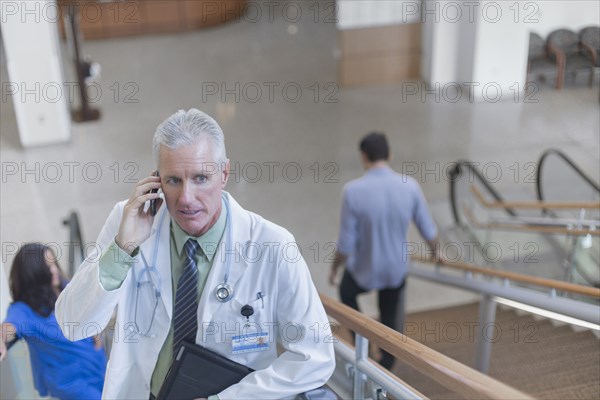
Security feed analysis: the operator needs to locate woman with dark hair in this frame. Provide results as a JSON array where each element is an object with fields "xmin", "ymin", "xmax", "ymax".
[{"xmin": 0, "ymin": 243, "xmax": 106, "ymax": 399}]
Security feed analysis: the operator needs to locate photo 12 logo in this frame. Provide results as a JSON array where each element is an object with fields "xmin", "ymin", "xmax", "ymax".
[
  {"xmin": 399, "ymin": 1, "xmax": 540, "ymax": 24},
  {"xmin": 1, "ymin": 1, "xmax": 140, "ymax": 24},
  {"xmin": 2, "ymin": 82, "xmax": 140, "ymax": 105},
  {"xmin": 401, "ymin": 82, "xmax": 539, "ymax": 104},
  {"xmin": 201, "ymin": 82, "xmax": 339, "ymax": 104}
]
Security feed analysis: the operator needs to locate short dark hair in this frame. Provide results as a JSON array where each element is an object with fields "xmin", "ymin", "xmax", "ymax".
[
  {"xmin": 359, "ymin": 132, "xmax": 389, "ymax": 162},
  {"xmin": 10, "ymin": 243, "xmax": 66, "ymax": 317}
]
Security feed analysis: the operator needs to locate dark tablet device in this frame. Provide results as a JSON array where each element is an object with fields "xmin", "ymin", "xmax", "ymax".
[{"xmin": 157, "ymin": 342, "xmax": 254, "ymax": 400}]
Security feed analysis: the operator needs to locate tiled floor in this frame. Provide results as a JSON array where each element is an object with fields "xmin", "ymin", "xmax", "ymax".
[{"xmin": 1, "ymin": 1, "xmax": 599, "ymax": 320}]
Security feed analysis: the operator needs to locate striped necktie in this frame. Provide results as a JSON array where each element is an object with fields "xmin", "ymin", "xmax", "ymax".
[{"xmin": 173, "ymin": 239, "xmax": 200, "ymax": 356}]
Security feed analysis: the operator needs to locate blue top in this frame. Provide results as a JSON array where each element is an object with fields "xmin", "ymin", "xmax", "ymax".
[
  {"xmin": 5, "ymin": 301, "xmax": 106, "ymax": 400},
  {"xmin": 337, "ymin": 166, "xmax": 438, "ymax": 290}
]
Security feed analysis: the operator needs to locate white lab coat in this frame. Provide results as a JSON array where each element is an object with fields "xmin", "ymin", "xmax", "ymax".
[{"xmin": 56, "ymin": 192, "xmax": 335, "ymax": 399}]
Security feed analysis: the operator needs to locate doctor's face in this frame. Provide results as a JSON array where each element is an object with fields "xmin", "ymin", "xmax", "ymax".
[{"xmin": 158, "ymin": 137, "xmax": 229, "ymax": 237}]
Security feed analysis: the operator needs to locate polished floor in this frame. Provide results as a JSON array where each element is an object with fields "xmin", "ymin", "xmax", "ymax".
[{"xmin": 1, "ymin": 1, "xmax": 599, "ymax": 321}]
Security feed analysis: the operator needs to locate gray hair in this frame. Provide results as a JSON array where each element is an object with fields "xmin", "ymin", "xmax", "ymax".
[{"xmin": 152, "ymin": 109, "xmax": 227, "ymax": 166}]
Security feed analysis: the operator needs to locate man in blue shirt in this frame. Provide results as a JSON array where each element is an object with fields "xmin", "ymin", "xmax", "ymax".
[{"xmin": 329, "ymin": 132, "xmax": 439, "ymax": 370}]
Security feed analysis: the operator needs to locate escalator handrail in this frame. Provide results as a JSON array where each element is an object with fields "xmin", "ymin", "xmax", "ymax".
[
  {"xmin": 62, "ymin": 211, "xmax": 84, "ymax": 279},
  {"xmin": 448, "ymin": 159, "xmax": 517, "ymax": 225},
  {"xmin": 536, "ymin": 148, "xmax": 600, "ymax": 202}
]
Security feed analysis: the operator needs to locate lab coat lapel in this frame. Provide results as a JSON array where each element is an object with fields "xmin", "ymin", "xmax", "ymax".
[
  {"xmin": 198, "ymin": 192, "xmax": 251, "ymax": 326},
  {"xmin": 139, "ymin": 205, "xmax": 173, "ymax": 319}
]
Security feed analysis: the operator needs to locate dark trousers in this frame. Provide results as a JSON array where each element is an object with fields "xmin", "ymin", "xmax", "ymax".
[{"xmin": 339, "ymin": 270, "xmax": 405, "ymax": 369}]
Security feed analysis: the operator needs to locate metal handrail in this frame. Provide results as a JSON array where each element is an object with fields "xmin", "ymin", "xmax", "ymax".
[
  {"xmin": 331, "ymin": 338, "xmax": 427, "ymax": 400},
  {"xmin": 412, "ymin": 255, "xmax": 600, "ymax": 299},
  {"xmin": 63, "ymin": 1, "xmax": 101, "ymax": 121}
]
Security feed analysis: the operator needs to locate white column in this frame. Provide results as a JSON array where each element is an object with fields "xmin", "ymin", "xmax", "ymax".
[
  {"xmin": 421, "ymin": 0, "xmax": 462, "ymax": 86},
  {"xmin": 469, "ymin": 1, "xmax": 528, "ymax": 102},
  {"xmin": 1, "ymin": 0, "xmax": 71, "ymax": 146}
]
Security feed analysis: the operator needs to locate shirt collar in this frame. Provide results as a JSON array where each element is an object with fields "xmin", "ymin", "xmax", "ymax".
[
  {"xmin": 172, "ymin": 198, "xmax": 227, "ymax": 262},
  {"xmin": 365, "ymin": 165, "xmax": 393, "ymax": 176}
]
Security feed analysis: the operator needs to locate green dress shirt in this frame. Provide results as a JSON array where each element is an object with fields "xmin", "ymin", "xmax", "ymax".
[{"xmin": 98, "ymin": 202, "xmax": 227, "ymax": 397}]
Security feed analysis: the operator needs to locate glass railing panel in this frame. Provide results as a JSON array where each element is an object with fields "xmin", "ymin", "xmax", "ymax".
[
  {"xmin": 449, "ymin": 173, "xmax": 598, "ymax": 303},
  {"xmin": 571, "ymin": 235, "xmax": 600, "ymax": 287}
]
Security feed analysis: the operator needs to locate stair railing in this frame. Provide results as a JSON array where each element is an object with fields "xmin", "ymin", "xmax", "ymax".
[
  {"xmin": 321, "ymin": 294, "xmax": 533, "ymax": 400},
  {"xmin": 408, "ymin": 256, "xmax": 600, "ymax": 374}
]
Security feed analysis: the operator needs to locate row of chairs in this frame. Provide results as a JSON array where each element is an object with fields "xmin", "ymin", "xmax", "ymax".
[{"xmin": 528, "ymin": 27, "xmax": 599, "ymax": 89}]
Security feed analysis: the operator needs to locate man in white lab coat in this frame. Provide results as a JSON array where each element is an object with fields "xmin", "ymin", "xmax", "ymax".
[{"xmin": 56, "ymin": 109, "xmax": 335, "ymax": 399}]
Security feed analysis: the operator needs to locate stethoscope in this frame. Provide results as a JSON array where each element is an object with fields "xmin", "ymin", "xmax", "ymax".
[
  {"xmin": 134, "ymin": 193, "xmax": 235, "ymax": 336},
  {"xmin": 213, "ymin": 193, "xmax": 234, "ymax": 303}
]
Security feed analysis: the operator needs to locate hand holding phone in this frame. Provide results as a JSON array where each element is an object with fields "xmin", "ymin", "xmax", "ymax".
[
  {"xmin": 149, "ymin": 171, "xmax": 160, "ymax": 216},
  {"xmin": 115, "ymin": 171, "xmax": 163, "ymax": 254}
]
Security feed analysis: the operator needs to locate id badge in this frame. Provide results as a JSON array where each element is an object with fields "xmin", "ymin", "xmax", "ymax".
[{"xmin": 232, "ymin": 332, "xmax": 269, "ymax": 355}]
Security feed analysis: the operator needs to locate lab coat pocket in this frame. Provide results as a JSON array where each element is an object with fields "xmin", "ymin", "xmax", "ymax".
[
  {"xmin": 223, "ymin": 294, "xmax": 269, "ymax": 339},
  {"xmin": 227, "ymin": 294, "xmax": 277, "ymax": 368},
  {"xmin": 203, "ymin": 294, "xmax": 275, "ymax": 367},
  {"xmin": 103, "ymin": 362, "xmax": 134, "ymax": 399}
]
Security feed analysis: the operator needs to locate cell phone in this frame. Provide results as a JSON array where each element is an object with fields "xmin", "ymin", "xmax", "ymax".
[{"xmin": 149, "ymin": 171, "xmax": 160, "ymax": 216}]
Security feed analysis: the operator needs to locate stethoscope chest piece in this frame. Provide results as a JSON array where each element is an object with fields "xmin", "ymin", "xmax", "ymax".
[
  {"xmin": 213, "ymin": 194, "xmax": 235, "ymax": 303},
  {"xmin": 215, "ymin": 283, "xmax": 233, "ymax": 302}
]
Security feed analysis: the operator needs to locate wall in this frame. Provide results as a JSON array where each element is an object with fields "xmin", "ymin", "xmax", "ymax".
[
  {"xmin": 337, "ymin": 0, "xmax": 422, "ymax": 86},
  {"xmin": 337, "ymin": 0, "xmax": 420, "ymax": 30}
]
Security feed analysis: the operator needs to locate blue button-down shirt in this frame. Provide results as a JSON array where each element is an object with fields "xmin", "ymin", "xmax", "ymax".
[{"xmin": 337, "ymin": 166, "xmax": 437, "ymax": 290}]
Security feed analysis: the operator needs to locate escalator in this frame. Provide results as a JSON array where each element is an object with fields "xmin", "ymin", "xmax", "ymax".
[
  {"xmin": 536, "ymin": 149, "xmax": 600, "ymax": 288},
  {"xmin": 447, "ymin": 149, "xmax": 600, "ymax": 294}
]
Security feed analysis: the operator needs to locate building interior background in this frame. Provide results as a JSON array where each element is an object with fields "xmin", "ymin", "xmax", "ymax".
[{"xmin": 1, "ymin": 0, "xmax": 599, "ymax": 399}]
